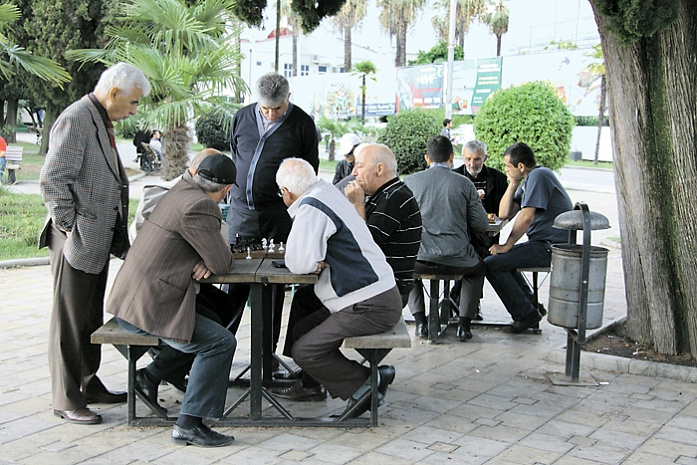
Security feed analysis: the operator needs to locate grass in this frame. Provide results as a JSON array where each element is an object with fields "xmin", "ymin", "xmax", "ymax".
[
  {"xmin": 565, "ymin": 158, "xmax": 613, "ymax": 170},
  {"xmin": 0, "ymin": 188, "xmax": 139, "ymax": 261}
]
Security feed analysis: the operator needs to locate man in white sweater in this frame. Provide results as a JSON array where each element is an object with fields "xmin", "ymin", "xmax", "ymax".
[{"xmin": 276, "ymin": 157, "xmax": 402, "ymax": 419}]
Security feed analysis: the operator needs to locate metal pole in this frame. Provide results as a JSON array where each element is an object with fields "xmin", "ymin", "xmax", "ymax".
[{"xmin": 444, "ymin": 0, "xmax": 456, "ymax": 119}]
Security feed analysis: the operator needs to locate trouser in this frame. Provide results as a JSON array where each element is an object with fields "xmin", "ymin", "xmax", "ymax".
[
  {"xmin": 118, "ymin": 312, "xmax": 237, "ymax": 419},
  {"xmin": 484, "ymin": 240, "xmax": 552, "ymax": 321},
  {"xmin": 47, "ymin": 222, "xmax": 109, "ymax": 411},
  {"xmin": 291, "ymin": 286, "xmax": 402, "ymax": 400},
  {"xmin": 408, "ymin": 260, "xmax": 485, "ymax": 319}
]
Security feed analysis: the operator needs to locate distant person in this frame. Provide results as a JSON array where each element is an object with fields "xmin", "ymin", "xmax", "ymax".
[
  {"xmin": 0, "ymin": 135, "xmax": 6, "ymax": 182},
  {"xmin": 332, "ymin": 133, "xmax": 361, "ymax": 185},
  {"xmin": 404, "ymin": 136, "xmax": 488, "ymax": 341},
  {"xmin": 39, "ymin": 62, "xmax": 151, "ymax": 425},
  {"xmin": 133, "ymin": 127, "xmax": 152, "ymax": 163},
  {"xmin": 108, "ymin": 154, "xmax": 238, "ymax": 447},
  {"xmin": 226, "ymin": 72, "xmax": 318, "ymax": 377},
  {"xmin": 441, "ymin": 118, "xmax": 454, "ymax": 142},
  {"xmin": 149, "ymin": 129, "xmax": 163, "ymax": 160},
  {"xmin": 485, "ymin": 142, "xmax": 573, "ymax": 333}
]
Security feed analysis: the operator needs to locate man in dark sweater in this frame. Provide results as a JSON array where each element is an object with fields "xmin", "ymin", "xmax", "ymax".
[{"xmin": 226, "ymin": 73, "xmax": 319, "ymax": 372}]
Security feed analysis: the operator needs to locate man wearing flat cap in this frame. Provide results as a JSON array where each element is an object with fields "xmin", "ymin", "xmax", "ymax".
[{"xmin": 107, "ymin": 153, "xmax": 238, "ymax": 448}]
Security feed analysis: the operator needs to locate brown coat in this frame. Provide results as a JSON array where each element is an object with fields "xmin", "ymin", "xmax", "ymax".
[{"xmin": 107, "ymin": 176, "xmax": 234, "ymax": 342}]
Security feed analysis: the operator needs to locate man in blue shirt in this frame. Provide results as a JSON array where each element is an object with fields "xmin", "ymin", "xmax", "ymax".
[{"xmin": 484, "ymin": 142, "xmax": 572, "ymax": 333}]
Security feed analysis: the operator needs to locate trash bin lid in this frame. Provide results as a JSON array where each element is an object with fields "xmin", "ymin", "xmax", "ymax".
[{"xmin": 553, "ymin": 210, "xmax": 610, "ymax": 230}]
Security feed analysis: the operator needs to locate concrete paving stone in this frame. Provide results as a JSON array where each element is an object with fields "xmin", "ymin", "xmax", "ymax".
[
  {"xmin": 468, "ymin": 423, "xmax": 531, "ymax": 443},
  {"xmin": 400, "ymin": 424, "xmax": 465, "ymax": 445},
  {"xmin": 279, "ymin": 449, "xmax": 313, "ymax": 460},
  {"xmin": 151, "ymin": 452, "xmax": 219, "ymax": 465},
  {"xmin": 306, "ymin": 443, "xmax": 364, "ymax": 464},
  {"xmin": 655, "ymin": 425, "xmax": 697, "ymax": 447},
  {"xmin": 535, "ymin": 419, "xmax": 597, "ymax": 439},
  {"xmin": 567, "ymin": 442, "xmax": 632, "ymax": 464},
  {"xmin": 374, "ymin": 437, "xmax": 435, "ymax": 462},
  {"xmin": 663, "ymin": 413, "xmax": 697, "ymax": 432},
  {"xmin": 682, "ymin": 400, "xmax": 697, "ymax": 417},
  {"xmin": 403, "ymin": 394, "xmax": 461, "ymax": 414},
  {"xmin": 256, "ymin": 431, "xmax": 324, "ymax": 452},
  {"xmin": 552, "ymin": 453, "xmax": 609, "ymax": 464},
  {"xmin": 466, "ymin": 393, "xmax": 521, "ymax": 412},
  {"xmin": 613, "ymin": 452, "xmax": 677, "ymax": 465},
  {"xmin": 0, "ymin": 436, "xmax": 46, "ymax": 461},
  {"xmin": 420, "ymin": 449, "xmax": 489, "ymax": 465},
  {"xmin": 219, "ymin": 445, "xmax": 283, "ymax": 464},
  {"xmin": 493, "ymin": 444, "xmax": 562, "ymax": 464},
  {"xmin": 96, "ymin": 441, "xmax": 172, "ymax": 464},
  {"xmin": 517, "ymin": 432, "xmax": 576, "ymax": 455},
  {"xmin": 387, "ymin": 404, "xmax": 445, "ymax": 426},
  {"xmin": 41, "ymin": 440, "xmax": 76, "ymax": 452},
  {"xmin": 677, "ymin": 457, "xmax": 697, "ymax": 465},
  {"xmin": 566, "ymin": 436, "xmax": 597, "ymax": 447},
  {"xmin": 588, "ymin": 427, "xmax": 648, "ymax": 450},
  {"xmin": 554, "ymin": 408, "xmax": 609, "ymax": 428},
  {"xmin": 474, "ymin": 417, "xmax": 502, "ymax": 427},
  {"xmin": 422, "ymin": 411, "xmax": 479, "ymax": 435},
  {"xmin": 599, "ymin": 418, "xmax": 662, "ymax": 437},
  {"xmin": 450, "ymin": 434, "xmax": 509, "ymax": 459},
  {"xmin": 427, "ymin": 441, "xmax": 459, "ymax": 453},
  {"xmin": 343, "ymin": 451, "xmax": 414, "ymax": 465},
  {"xmin": 634, "ymin": 437, "xmax": 697, "ymax": 459},
  {"xmin": 631, "ymin": 396, "xmax": 694, "ymax": 415},
  {"xmin": 494, "ymin": 410, "xmax": 550, "ymax": 431}
]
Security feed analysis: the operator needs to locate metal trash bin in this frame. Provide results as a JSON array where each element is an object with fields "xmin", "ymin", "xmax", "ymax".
[{"xmin": 548, "ymin": 244, "xmax": 608, "ymax": 329}]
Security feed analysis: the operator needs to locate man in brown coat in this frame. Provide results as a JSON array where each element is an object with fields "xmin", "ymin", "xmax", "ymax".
[{"xmin": 107, "ymin": 154, "xmax": 237, "ymax": 448}]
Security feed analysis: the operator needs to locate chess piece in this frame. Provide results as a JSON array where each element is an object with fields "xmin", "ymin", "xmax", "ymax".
[
  {"xmin": 278, "ymin": 242, "xmax": 284, "ymax": 252},
  {"xmin": 261, "ymin": 238, "xmax": 268, "ymax": 250},
  {"xmin": 246, "ymin": 247, "xmax": 252, "ymax": 260},
  {"xmin": 268, "ymin": 239, "xmax": 275, "ymax": 253}
]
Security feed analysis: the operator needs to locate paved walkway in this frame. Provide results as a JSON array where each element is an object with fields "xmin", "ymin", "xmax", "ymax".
[{"xmin": 3, "ymin": 136, "xmax": 697, "ymax": 464}]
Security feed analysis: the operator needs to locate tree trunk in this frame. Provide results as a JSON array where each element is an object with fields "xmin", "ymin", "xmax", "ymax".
[
  {"xmin": 5, "ymin": 98, "xmax": 19, "ymax": 143},
  {"xmin": 162, "ymin": 123, "xmax": 190, "ymax": 181},
  {"xmin": 344, "ymin": 26, "xmax": 352, "ymax": 72},
  {"xmin": 40, "ymin": 105, "xmax": 61, "ymax": 156},
  {"xmin": 292, "ymin": 30, "xmax": 298, "ymax": 77},
  {"xmin": 275, "ymin": 0, "xmax": 281, "ymax": 73},
  {"xmin": 395, "ymin": 23, "xmax": 407, "ymax": 67},
  {"xmin": 594, "ymin": 74, "xmax": 606, "ymax": 165},
  {"xmin": 496, "ymin": 34, "xmax": 502, "ymax": 57},
  {"xmin": 361, "ymin": 74, "xmax": 366, "ymax": 123},
  {"xmin": 590, "ymin": 0, "xmax": 697, "ymax": 357}
]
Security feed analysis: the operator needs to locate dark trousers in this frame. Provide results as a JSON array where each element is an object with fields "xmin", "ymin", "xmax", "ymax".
[{"xmin": 47, "ymin": 223, "xmax": 110, "ymax": 411}]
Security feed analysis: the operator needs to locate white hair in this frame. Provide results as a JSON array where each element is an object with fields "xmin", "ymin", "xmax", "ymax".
[
  {"xmin": 94, "ymin": 62, "xmax": 151, "ymax": 97},
  {"xmin": 276, "ymin": 158, "xmax": 317, "ymax": 196}
]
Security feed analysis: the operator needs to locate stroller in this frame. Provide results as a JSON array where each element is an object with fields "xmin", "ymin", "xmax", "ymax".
[{"xmin": 138, "ymin": 142, "xmax": 161, "ymax": 174}]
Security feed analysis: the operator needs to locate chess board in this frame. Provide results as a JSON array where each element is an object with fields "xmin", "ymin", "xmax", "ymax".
[{"xmin": 230, "ymin": 238, "xmax": 286, "ymax": 259}]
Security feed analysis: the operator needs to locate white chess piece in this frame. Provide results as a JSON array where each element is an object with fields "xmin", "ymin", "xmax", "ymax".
[
  {"xmin": 246, "ymin": 247, "xmax": 252, "ymax": 259},
  {"xmin": 278, "ymin": 242, "xmax": 285, "ymax": 252},
  {"xmin": 268, "ymin": 239, "xmax": 275, "ymax": 253},
  {"xmin": 261, "ymin": 238, "xmax": 268, "ymax": 250}
]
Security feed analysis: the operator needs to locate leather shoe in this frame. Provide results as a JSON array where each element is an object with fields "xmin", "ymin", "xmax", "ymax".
[
  {"xmin": 273, "ymin": 367, "xmax": 299, "ymax": 380},
  {"xmin": 415, "ymin": 323, "xmax": 428, "ymax": 339},
  {"xmin": 171, "ymin": 423, "xmax": 235, "ymax": 447},
  {"xmin": 273, "ymin": 381, "xmax": 327, "ymax": 401},
  {"xmin": 54, "ymin": 407, "xmax": 102, "ymax": 425},
  {"xmin": 456, "ymin": 326, "xmax": 473, "ymax": 342},
  {"xmin": 340, "ymin": 365, "xmax": 395, "ymax": 420},
  {"xmin": 135, "ymin": 369, "xmax": 168, "ymax": 417},
  {"xmin": 85, "ymin": 390, "xmax": 126, "ymax": 404},
  {"xmin": 508, "ymin": 308, "xmax": 542, "ymax": 334}
]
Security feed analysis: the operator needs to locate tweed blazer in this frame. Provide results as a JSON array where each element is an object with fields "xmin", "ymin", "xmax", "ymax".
[
  {"xmin": 39, "ymin": 95, "xmax": 128, "ymax": 274},
  {"xmin": 106, "ymin": 176, "xmax": 235, "ymax": 343}
]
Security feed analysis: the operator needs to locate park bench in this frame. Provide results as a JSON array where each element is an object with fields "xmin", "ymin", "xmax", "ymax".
[
  {"xmin": 92, "ymin": 316, "xmax": 411, "ymax": 427},
  {"xmin": 4, "ymin": 146, "xmax": 23, "ymax": 184}
]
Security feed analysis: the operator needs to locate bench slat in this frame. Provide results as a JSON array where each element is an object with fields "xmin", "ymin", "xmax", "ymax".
[
  {"xmin": 5, "ymin": 146, "xmax": 23, "ymax": 162},
  {"xmin": 91, "ymin": 318, "xmax": 160, "ymax": 346},
  {"xmin": 342, "ymin": 318, "xmax": 411, "ymax": 350}
]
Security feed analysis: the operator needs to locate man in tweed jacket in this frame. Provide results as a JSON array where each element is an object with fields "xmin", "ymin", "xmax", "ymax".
[{"xmin": 39, "ymin": 63, "xmax": 151, "ymax": 425}]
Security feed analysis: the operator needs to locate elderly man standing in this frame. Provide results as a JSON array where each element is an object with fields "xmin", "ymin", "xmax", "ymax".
[
  {"xmin": 485, "ymin": 142, "xmax": 572, "ymax": 333},
  {"xmin": 277, "ymin": 158, "xmax": 401, "ymax": 419},
  {"xmin": 39, "ymin": 63, "xmax": 150, "ymax": 425},
  {"xmin": 226, "ymin": 73, "xmax": 318, "ymax": 374},
  {"xmin": 108, "ymin": 154, "xmax": 238, "ymax": 447},
  {"xmin": 404, "ymin": 136, "xmax": 489, "ymax": 341}
]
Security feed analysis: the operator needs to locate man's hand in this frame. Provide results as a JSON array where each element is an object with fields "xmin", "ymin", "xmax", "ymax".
[
  {"xmin": 192, "ymin": 261, "xmax": 212, "ymax": 281},
  {"xmin": 344, "ymin": 181, "xmax": 366, "ymax": 220},
  {"xmin": 315, "ymin": 261, "xmax": 330, "ymax": 274},
  {"xmin": 489, "ymin": 243, "xmax": 512, "ymax": 256}
]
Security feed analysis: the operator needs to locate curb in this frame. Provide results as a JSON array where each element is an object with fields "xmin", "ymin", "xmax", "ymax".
[{"xmin": 0, "ymin": 257, "xmax": 50, "ymax": 269}]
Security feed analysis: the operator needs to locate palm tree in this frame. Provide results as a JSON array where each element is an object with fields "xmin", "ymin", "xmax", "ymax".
[
  {"xmin": 583, "ymin": 44, "xmax": 606, "ymax": 166},
  {"xmin": 378, "ymin": 0, "xmax": 427, "ymax": 67},
  {"xmin": 68, "ymin": 0, "xmax": 246, "ymax": 180},
  {"xmin": 430, "ymin": 0, "xmax": 487, "ymax": 51},
  {"xmin": 331, "ymin": 0, "xmax": 368, "ymax": 72},
  {"xmin": 280, "ymin": 0, "xmax": 302, "ymax": 76},
  {"xmin": 481, "ymin": 0, "xmax": 509, "ymax": 56},
  {"xmin": 353, "ymin": 60, "xmax": 376, "ymax": 123}
]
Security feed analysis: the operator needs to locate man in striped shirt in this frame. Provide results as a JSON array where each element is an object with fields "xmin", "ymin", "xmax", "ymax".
[{"xmin": 345, "ymin": 144, "xmax": 422, "ymax": 307}]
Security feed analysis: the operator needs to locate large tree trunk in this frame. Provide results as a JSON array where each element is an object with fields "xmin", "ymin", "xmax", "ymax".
[
  {"xmin": 590, "ymin": 0, "xmax": 697, "ymax": 357},
  {"xmin": 344, "ymin": 26, "xmax": 352, "ymax": 72},
  {"xmin": 395, "ymin": 23, "xmax": 407, "ymax": 67},
  {"xmin": 5, "ymin": 98, "xmax": 19, "ymax": 143},
  {"xmin": 594, "ymin": 74, "xmax": 606, "ymax": 165},
  {"xmin": 162, "ymin": 123, "xmax": 190, "ymax": 181},
  {"xmin": 292, "ymin": 30, "xmax": 298, "ymax": 77}
]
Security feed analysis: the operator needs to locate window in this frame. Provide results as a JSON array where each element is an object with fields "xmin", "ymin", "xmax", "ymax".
[
  {"xmin": 256, "ymin": 61, "xmax": 262, "ymax": 66},
  {"xmin": 300, "ymin": 65, "xmax": 309, "ymax": 76},
  {"xmin": 283, "ymin": 63, "xmax": 293, "ymax": 77},
  {"xmin": 318, "ymin": 65, "xmax": 327, "ymax": 74}
]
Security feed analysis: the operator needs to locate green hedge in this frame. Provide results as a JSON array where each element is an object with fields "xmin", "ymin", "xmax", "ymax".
[
  {"xmin": 473, "ymin": 81, "xmax": 575, "ymax": 171},
  {"xmin": 378, "ymin": 109, "xmax": 441, "ymax": 175},
  {"xmin": 195, "ymin": 114, "xmax": 230, "ymax": 151}
]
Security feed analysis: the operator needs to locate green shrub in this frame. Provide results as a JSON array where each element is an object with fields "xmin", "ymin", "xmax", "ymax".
[
  {"xmin": 575, "ymin": 115, "xmax": 609, "ymax": 127},
  {"xmin": 116, "ymin": 118, "xmax": 138, "ymax": 140},
  {"xmin": 473, "ymin": 81, "xmax": 575, "ymax": 171},
  {"xmin": 195, "ymin": 113, "xmax": 230, "ymax": 151},
  {"xmin": 378, "ymin": 109, "xmax": 441, "ymax": 175}
]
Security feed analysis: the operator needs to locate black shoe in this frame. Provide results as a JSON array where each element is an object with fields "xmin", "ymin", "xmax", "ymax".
[
  {"xmin": 340, "ymin": 365, "xmax": 395, "ymax": 420},
  {"xmin": 415, "ymin": 323, "xmax": 428, "ymax": 339},
  {"xmin": 273, "ymin": 381, "xmax": 327, "ymax": 401},
  {"xmin": 536, "ymin": 303, "xmax": 548, "ymax": 317},
  {"xmin": 508, "ymin": 308, "xmax": 542, "ymax": 334},
  {"xmin": 273, "ymin": 367, "xmax": 299, "ymax": 380},
  {"xmin": 171, "ymin": 424, "xmax": 235, "ymax": 447},
  {"xmin": 135, "ymin": 369, "xmax": 168, "ymax": 417},
  {"xmin": 85, "ymin": 390, "xmax": 127, "ymax": 404},
  {"xmin": 456, "ymin": 326, "xmax": 473, "ymax": 342}
]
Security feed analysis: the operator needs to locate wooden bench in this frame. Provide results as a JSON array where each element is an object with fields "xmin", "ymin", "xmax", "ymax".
[
  {"xmin": 4, "ymin": 146, "xmax": 23, "ymax": 184},
  {"xmin": 91, "ymin": 318, "xmax": 171, "ymax": 426},
  {"xmin": 341, "ymin": 317, "xmax": 411, "ymax": 426},
  {"xmin": 517, "ymin": 266, "xmax": 551, "ymax": 333},
  {"xmin": 413, "ymin": 272, "xmax": 463, "ymax": 343}
]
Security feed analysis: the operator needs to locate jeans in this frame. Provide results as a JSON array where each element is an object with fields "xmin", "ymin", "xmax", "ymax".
[
  {"xmin": 117, "ymin": 313, "xmax": 236, "ymax": 419},
  {"xmin": 484, "ymin": 241, "xmax": 552, "ymax": 321},
  {"xmin": 0, "ymin": 156, "xmax": 5, "ymax": 181}
]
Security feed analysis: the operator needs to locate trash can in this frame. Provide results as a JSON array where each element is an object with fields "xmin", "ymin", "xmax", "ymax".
[{"xmin": 548, "ymin": 244, "xmax": 609, "ymax": 329}]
